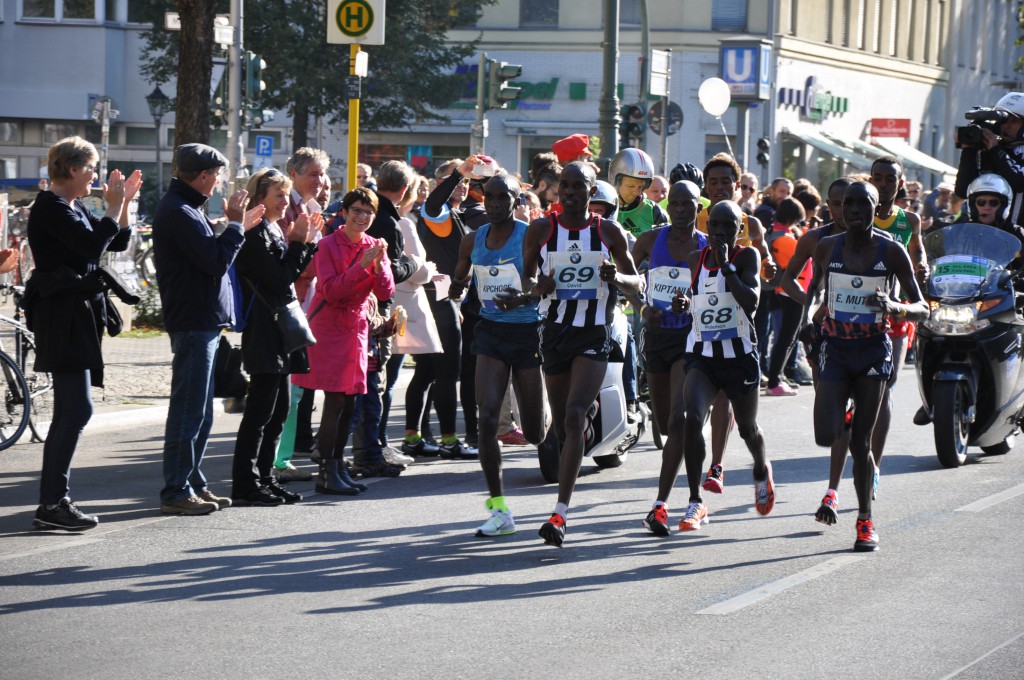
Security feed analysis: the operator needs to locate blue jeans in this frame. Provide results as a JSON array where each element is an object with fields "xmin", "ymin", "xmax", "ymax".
[
  {"xmin": 352, "ymin": 370, "xmax": 384, "ymax": 465},
  {"xmin": 161, "ymin": 330, "xmax": 219, "ymax": 504},
  {"xmin": 379, "ymin": 353, "xmax": 404, "ymax": 446},
  {"xmin": 39, "ymin": 370, "xmax": 93, "ymax": 505}
]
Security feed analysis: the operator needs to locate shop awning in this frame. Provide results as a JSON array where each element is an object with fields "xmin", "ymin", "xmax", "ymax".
[
  {"xmin": 870, "ymin": 137, "xmax": 958, "ymax": 179},
  {"xmin": 781, "ymin": 127, "xmax": 875, "ymax": 170},
  {"xmin": 821, "ymin": 132, "xmax": 890, "ymax": 160}
]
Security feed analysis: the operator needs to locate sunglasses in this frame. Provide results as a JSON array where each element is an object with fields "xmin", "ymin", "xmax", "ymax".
[
  {"xmin": 974, "ymin": 198, "xmax": 1002, "ymax": 208},
  {"xmin": 740, "ymin": 184, "xmax": 754, "ymax": 191}
]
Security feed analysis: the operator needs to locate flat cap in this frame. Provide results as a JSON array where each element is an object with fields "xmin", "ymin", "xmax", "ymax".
[
  {"xmin": 551, "ymin": 134, "xmax": 592, "ymax": 163},
  {"xmin": 174, "ymin": 143, "xmax": 227, "ymax": 173}
]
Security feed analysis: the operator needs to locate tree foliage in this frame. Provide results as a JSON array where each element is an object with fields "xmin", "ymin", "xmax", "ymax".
[{"xmin": 137, "ymin": 0, "xmax": 491, "ymax": 148}]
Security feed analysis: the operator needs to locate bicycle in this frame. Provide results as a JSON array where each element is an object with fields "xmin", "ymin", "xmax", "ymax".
[
  {"xmin": 0, "ymin": 346, "xmax": 29, "ymax": 451},
  {"xmin": 0, "ymin": 283, "xmax": 53, "ymax": 446}
]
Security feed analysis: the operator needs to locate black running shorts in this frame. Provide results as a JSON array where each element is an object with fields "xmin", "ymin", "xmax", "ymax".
[
  {"xmin": 471, "ymin": 318, "xmax": 542, "ymax": 371},
  {"xmin": 540, "ymin": 320, "xmax": 611, "ymax": 375}
]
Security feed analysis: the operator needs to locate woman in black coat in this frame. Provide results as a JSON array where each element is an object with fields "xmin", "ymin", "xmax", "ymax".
[
  {"xmin": 230, "ymin": 168, "xmax": 320, "ymax": 506},
  {"xmin": 27, "ymin": 136, "xmax": 141, "ymax": 530}
]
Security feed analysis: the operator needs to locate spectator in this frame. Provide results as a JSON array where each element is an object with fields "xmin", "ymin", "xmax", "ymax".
[
  {"xmin": 645, "ymin": 175, "xmax": 670, "ymax": 205},
  {"xmin": 356, "ymin": 163, "xmax": 377, "ymax": 192},
  {"xmin": 763, "ymin": 197, "xmax": 807, "ymax": 396},
  {"xmin": 923, "ymin": 182, "xmax": 955, "ymax": 223},
  {"xmin": 738, "ymin": 172, "xmax": 759, "ymax": 213},
  {"xmin": 551, "ymin": 133, "xmax": 593, "ymax": 165},
  {"xmin": 154, "ymin": 143, "xmax": 265, "ymax": 515},
  {"xmin": 753, "ymin": 177, "xmax": 793, "ymax": 228},
  {"xmin": 794, "ymin": 187, "xmax": 822, "ymax": 229},
  {"xmin": 230, "ymin": 168, "xmax": 320, "ymax": 506},
  {"xmin": 27, "ymin": 136, "xmax": 141, "ymax": 530},
  {"xmin": 529, "ymin": 154, "xmax": 562, "ymax": 211},
  {"xmin": 293, "ymin": 188, "xmax": 395, "ymax": 495}
]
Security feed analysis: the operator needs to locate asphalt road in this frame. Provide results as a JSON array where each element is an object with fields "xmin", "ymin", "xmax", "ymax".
[{"xmin": 0, "ymin": 368, "xmax": 1022, "ymax": 679}]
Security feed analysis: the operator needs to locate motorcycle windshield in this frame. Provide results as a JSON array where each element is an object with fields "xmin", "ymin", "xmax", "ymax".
[{"xmin": 924, "ymin": 223, "xmax": 1022, "ymax": 299}]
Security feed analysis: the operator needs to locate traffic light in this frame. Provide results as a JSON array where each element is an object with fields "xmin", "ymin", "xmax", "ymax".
[
  {"xmin": 756, "ymin": 137, "xmax": 771, "ymax": 166},
  {"xmin": 487, "ymin": 59, "xmax": 522, "ymax": 109},
  {"xmin": 619, "ymin": 104, "xmax": 645, "ymax": 149},
  {"xmin": 244, "ymin": 51, "xmax": 266, "ymax": 105}
]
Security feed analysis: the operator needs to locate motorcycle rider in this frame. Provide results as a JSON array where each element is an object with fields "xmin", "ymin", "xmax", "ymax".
[
  {"xmin": 804, "ymin": 181, "xmax": 928, "ymax": 552},
  {"xmin": 522, "ymin": 162, "xmax": 642, "ymax": 547},
  {"xmin": 609, "ymin": 148, "xmax": 669, "ymax": 238}
]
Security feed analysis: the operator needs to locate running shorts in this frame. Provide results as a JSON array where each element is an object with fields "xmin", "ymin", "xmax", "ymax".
[
  {"xmin": 471, "ymin": 318, "xmax": 541, "ymax": 371},
  {"xmin": 683, "ymin": 353, "xmax": 761, "ymax": 400},
  {"xmin": 640, "ymin": 325, "xmax": 690, "ymax": 374},
  {"xmin": 818, "ymin": 334, "xmax": 893, "ymax": 382},
  {"xmin": 540, "ymin": 320, "xmax": 611, "ymax": 375}
]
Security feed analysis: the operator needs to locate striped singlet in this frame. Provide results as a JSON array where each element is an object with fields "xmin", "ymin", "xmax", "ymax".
[
  {"xmin": 538, "ymin": 213, "xmax": 614, "ymax": 327},
  {"xmin": 685, "ymin": 246, "xmax": 757, "ymax": 359}
]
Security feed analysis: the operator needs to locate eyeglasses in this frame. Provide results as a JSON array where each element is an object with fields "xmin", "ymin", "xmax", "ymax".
[
  {"xmin": 348, "ymin": 207, "xmax": 375, "ymax": 218},
  {"xmin": 740, "ymin": 184, "xmax": 754, "ymax": 192},
  {"xmin": 81, "ymin": 164, "xmax": 97, "ymax": 174},
  {"xmin": 975, "ymin": 198, "xmax": 1002, "ymax": 208}
]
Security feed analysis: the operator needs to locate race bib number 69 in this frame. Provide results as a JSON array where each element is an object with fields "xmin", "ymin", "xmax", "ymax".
[{"xmin": 547, "ymin": 251, "xmax": 607, "ymax": 301}]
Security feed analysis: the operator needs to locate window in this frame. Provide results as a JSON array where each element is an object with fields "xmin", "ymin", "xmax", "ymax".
[
  {"xmin": 22, "ymin": 0, "xmax": 55, "ymax": 18},
  {"xmin": 63, "ymin": 0, "xmax": 93, "ymax": 19},
  {"xmin": 712, "ymin": 0, "xmax": 747, "ymax": 31},
  {"xmin": 21, "ymin": 0, "xmax": 97, "ymax": 20},
  {"xmin": 856, "ymin": 0, "xmax": 866, "ymax": 49},
  {"xmin": 872, "ymin": 0, "xmax": 881, "ymax": 53},
  {"xmin": 43, "ymin": 123, "xmax": 78, "ymax": 144},
  {"xmin": 0, "ymin": 159, "xmax": 16, "ymax": 179},
  {"xmin": 520, "ymin": 0, "xmax": 558, "ymax": 29},
  {"xmin": 126, "ymin": 127, "xmax": 156, "ymax": 147},
  {"xmin": 842, "ymin": 0, "xmax": 851, "ymax": 46},
  {"xmin": 85, "ymin": 124, "xmax": 120, "ymax": 145},
  {"xmin": 0, "ymin": 122, "xmax": 21, "ymax": 144},
  {"xmin": 621, "ymin": 0, "xmax": 640, "ymax": 26},
  {"xmin": 126, "ymin": 0, "xmax": 146, "ymax": 23},
  {"xmin": 826, "ymin": 0, "xmax": 834, "ymax": 42},
  {"xmin": 789, "ymin": 0, "xmax": 798, "ymax": 35},
  {"xmin": 889, "ymin": 0, "xmax": 898, "ymax": 56},
  {"xmin": 104, "ymin": 0, "xmax": 117, "ymax": 22}
]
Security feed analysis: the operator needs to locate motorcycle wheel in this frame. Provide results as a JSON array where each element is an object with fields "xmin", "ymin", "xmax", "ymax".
[
  {"xmin": 981, "ymin": 436, "xmax": 1014, "ymax": 456},
  {"xmin": 537, "ymin": 429, "xmax": 560, "ymax": 484},
  {"xmin": 933, "ymin": 381, "xmax": 970, "ymax": 468}
]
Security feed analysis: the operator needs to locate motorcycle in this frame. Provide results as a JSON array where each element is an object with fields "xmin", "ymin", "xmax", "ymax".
[
  {"xmin": 914, "ymin": 222, "xmax": 1024, "ymax": 467},
  {"xmin": 538, "ymin": 306, "xmax": 649, "ymax": 483}
]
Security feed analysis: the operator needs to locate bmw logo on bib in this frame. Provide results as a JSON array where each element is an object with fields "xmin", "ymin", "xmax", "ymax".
[
  {"xmin": 489, "ymin": 266, "xmax": 499, "ymax": 276},
  {"xmin": 708, "ymin": 294, "xmax": 719, "ymax": 306},
  {"xmin": 852, "ymin": 277, "xmax": 863, "ymax": 288},
  {"xmin": 669, "ymin": 268, "xmax": 679, "ymax": 279},
  {"xmin": 570, "ymin": 252, "xmax": 582, "ymax": 265}
]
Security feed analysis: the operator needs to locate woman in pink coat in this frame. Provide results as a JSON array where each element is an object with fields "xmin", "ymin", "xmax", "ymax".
[{"xmin": 294, "ymin": 188, "xmax": 395, "ymax": 494}]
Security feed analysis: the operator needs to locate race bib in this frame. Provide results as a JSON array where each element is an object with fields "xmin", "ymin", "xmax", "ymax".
[
  {"xmin": 647, "ymin": 266, "xmax": 687, "ymax": 311},
  {"xmin": 474, "ymin": 263, "xmax": 521, "ymax": 309},
  {"xmin": 931, "ymin": 255, "xmax": 992, "ymax": 285},
  {"xmin": 547, "ymin": 251, "xmax": 607, "ymax": 301},
  {"xmin": 828, "ymin": 273, "xmax": 887, "ymax": 324},
  {"xmin": 692, "ymin": 290, "xmax": 743, "ymax": 341}
]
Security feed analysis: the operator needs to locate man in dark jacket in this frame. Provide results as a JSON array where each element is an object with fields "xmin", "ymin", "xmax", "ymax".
[
  {"xmin": 153, "ymin": 143, "xmax": 264, "ymax": 516},
  {"xmin": 753, "ymin": 177, "xmax": 793, "ymax": 228}
]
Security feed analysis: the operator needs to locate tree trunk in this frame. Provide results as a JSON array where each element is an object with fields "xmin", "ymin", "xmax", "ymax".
[
  {"xmin": 174, "ymin": 0, "xmax": 217, "ymax": 147},
  {"xmin": 292, "ymin": 102, "xmax": 309, "ymax": 150}
]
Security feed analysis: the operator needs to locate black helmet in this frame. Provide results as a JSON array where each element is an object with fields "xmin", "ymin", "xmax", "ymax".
[{"xmin": 670, "ymin": 163, "xmax": 704, "ymax": 190}]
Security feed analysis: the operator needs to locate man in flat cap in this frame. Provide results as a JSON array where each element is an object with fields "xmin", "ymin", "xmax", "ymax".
[{"xmin": 153, "ymin": 143, "xmax": 264, "ymax": 516}]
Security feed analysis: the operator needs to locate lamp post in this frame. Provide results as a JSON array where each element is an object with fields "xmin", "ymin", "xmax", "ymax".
[{"xmin": 145, "ymin": 85, "xmax": 170, "ymax": 193}]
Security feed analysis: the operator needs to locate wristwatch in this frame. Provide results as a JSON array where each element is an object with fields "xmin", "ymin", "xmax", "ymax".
[{"xmin": 723, "ymin": 262, "xmax": 738, "ymax": 276}]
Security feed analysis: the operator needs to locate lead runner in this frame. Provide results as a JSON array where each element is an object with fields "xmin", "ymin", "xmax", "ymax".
[{"xmin": 521, "ymin": 161, "xmax": 642, "ymax": 547}]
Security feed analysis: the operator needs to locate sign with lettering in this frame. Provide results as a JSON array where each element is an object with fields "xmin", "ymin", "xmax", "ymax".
[
  {"xmin": 327, "ymin": 0, "xmax": 385, "ymax": 45},
  {"xmin": 870, "ymin": 118, "xmax": 912, "ymax": 138}
]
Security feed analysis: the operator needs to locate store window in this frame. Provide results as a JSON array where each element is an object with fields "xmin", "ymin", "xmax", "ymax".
[
  {"xmin": 43, "ymin": 123, "xmax": 78, "ymax": 144},
  {"xmin": 711, "ymin": 0, "xmax": 747, "ymax": 31},
  {"xmin": 520, "ymin": 0, "xmax": 558, "ymax": 29},
  {"xmin": 0, "ymin": 122, "xmax": 21, "ymax": 144},
  {"xmin": 1, "ymin": 159, "xmax": 17, "ymax": 179},
  {"xmin": 126, "ymin": 127, "xmax": 157, "ymax": 147}
]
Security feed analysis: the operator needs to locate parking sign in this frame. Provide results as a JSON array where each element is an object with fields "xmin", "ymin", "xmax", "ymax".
[{"xmin": 255, "ymin": 135, "xmax": 273, "ymax": 157}]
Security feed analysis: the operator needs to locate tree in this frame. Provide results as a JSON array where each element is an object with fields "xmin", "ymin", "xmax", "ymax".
[{"xmin": 137, "ymin": 0, "xmax": 493, "ymax": 149}]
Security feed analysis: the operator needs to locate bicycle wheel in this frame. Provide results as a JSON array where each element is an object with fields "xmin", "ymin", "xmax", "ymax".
[
  {"xmin": 21, "ymin": 337, "xmax": 52, "ymax": 443},
  {"xmin": 0, "ymin": 351, "xmax": 30, "ymax": 451}
]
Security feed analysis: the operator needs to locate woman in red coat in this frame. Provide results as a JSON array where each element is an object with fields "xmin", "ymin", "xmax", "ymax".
[{"xmin": 294, "ymin": 188, "xmax": 395, "ymax": 494}]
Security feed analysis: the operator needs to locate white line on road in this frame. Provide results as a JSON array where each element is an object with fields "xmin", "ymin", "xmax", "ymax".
[
  {"xmin": 697, "ymin": 555, "xmax": 865, "ymax": 615},
  {"xmin": 954, "ymin": 483, "xmax": 1024, "ymax": 513},
  {"xmin": 937, "ymin": 629, "xmax": 1024, "ymax": 680}
]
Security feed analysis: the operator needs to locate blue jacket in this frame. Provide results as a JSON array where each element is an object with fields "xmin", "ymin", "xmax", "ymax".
[{"xmin": 153, "ymin": 177, "xmax": 244, "ymax": 332}]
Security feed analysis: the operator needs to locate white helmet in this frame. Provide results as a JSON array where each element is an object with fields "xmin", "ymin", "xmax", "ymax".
[
  {"xmin": 591, "ymin": 180, "xmax": 619, "ymax": 220},
  {"xmin": 966, "ymin": 173, "xmax": 1012, "ymax": 222},
  {"xmin": 994, "ymin": 92, "xmax": 1024, "ymax": 119},
  {"xmin": 608, "ymin": 148, "xmax": 655, "ymax": 190}
]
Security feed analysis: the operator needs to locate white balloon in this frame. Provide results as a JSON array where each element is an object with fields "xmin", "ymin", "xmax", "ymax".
[{"xmin": 698, "ymin": 78, "xmax": 732, "ymax": 117}]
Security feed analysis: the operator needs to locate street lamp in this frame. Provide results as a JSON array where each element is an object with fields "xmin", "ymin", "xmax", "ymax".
[{"xmin": 145, "ymin": 85, "xmax": 170, "ymax": 193}]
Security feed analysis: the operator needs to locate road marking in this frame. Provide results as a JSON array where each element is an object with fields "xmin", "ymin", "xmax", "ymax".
[
  {"xmin": 0, "ymin": 537, "xmax": 103, "ymax": 563},
  {"xmin": 954, "ymin": 483, "xmax": 1024, "ymax": 513},
  {"xmin": 697, "ymin": 555, "xmax": 865, "ymax": 615},
  {"xmin": 937, "ymin": 629, "xmax": 1024, "ymax": 680}
]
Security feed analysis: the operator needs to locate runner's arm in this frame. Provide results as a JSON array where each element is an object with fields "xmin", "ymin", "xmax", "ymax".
[
  {"xmin": 877, "ymin": 241, "xmax": 929, "ymax": 322},
  {"xmin": 522, "ymin": 216, "xmax": 553, "ymax": 297},
  {"xmin": 447, "ymin": 232, "xmax": 476, "ymax": 302},
  {"xmin": 723, "ymin": 246, "xmax": 760, "ymax": 315},
  {"xmin": 600, "ymin": 218, "xmax": 642, "ymax": 296}
]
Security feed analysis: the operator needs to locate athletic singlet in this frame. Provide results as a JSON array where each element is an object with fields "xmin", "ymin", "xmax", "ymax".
[
  {"xmin": 538, "ymin": 213, "xmax": 614, "ymax": 327},
  {"xmin": 685, "ymin": 246, "xmax": 757, "ymax": 359},
  {"xmin": 619, "ymin": 198, "xmax": 667, "ymax": 237},
  {"xmin": 697, "ymin": 210, "xmax": 753, "ymax": 247},
  {"xmin": 471, "ymin": 220, "xmax": 539, "ymax": 324},
  {"xmin": 821, "ymin": 233, "xmax": 895, "ymax": 339},
  {"xmin": 647, "ymin": 227, "xmax": 707, "ymax": 330},
  {"xmin": 873, "ymin": 206, "xmax": 912, "ymax": 248}
]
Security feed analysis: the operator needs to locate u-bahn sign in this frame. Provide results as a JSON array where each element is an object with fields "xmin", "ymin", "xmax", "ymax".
[{"xmin": 327, "ymin": 0, "xmax": 385, "ymax": 45}]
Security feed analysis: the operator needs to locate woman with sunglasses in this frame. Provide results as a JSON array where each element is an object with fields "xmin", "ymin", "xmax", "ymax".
[
  {"xmin": 27, "ymin": 136, "xmax": 142, "ymax": 530},
  {"xmin": 737, "ymin": 173, "xmax": 759, "ymax": 213},
  {"xmin": 230, "ymin": 168, "xmax": 320, "ymax": 506},
  {"xmin": 293, "ymin": 189, "xmax": 394, "ymax": 495}
]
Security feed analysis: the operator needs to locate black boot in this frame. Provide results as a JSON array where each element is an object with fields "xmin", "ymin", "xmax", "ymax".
[
  {"xmin": 337, "ymin": 459, "xmax": 369, "ymax": 492},
  {"xmin": 316, "ymin": 460, "xmax": 359, "ymax": 496}
]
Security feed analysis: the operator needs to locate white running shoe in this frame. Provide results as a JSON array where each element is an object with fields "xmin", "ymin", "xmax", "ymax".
[{"xmin": 475, "ymin": 509, "xmax": 517, "ymax": 537}]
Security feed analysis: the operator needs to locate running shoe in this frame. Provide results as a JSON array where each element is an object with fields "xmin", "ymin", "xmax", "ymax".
[
  {"xmin": 539, "ymin": 513, "xmax": 566, "ymax": 547},
  {"xmin": 497, "ymin": 427, "xmax": 529, "ymax": 446},
  {"xmin": 815, "ymin": 490, "xmax": 839, "ymax": 526},
  {"xmin": 854, "ymin": 517, "xmax": 879, "ymax": 552},
  {"xmin": 678, "ymin": 501, "xmax": 709, "ymax": 531},
  {"xmin": 476, "ymin": 509, "xmax": 516, "ymax": 537},
  {"xmin": 439, "ymin": 439, "xmax": 479, "ymax": 460},
  {"xmin": 872, "ymin": 466, "xmax": 879, "ymax": 500},
  {"xmin": 702, "ymin": 464, "xmax": 725, "ymax": 494},
  {"xmin": 764, "ymin": 383, "xmax": 798, "ymax": 397},
  {"xmin": 754, "ymin": 461, "xmax": 776, "ymax": 516},
  {"xmin": 401, "ymin": 437, "xmax": 441, "ymax": 458},
  {"xmin": 643, "ymin": 505, "xmax": 670, "ymax": 536},
  {"xmin": 383, "ymin": 446, "xmax": 415, "ymax": 466}
]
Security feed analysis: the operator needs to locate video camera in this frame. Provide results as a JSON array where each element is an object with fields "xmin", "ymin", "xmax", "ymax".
[{"xmin": 956, "ymin": 107, "xmax": 1011, "ymax": 149}]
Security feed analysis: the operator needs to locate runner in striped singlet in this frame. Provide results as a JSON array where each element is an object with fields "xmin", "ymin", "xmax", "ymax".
[{"xmin": 522, "ymin": 162, "xmax": 642, "ymax": 547}]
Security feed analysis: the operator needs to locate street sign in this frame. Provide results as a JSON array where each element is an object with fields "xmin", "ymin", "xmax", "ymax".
[
  {"xmin": 327, "ymin": 0, "xmax": 385, "ymax": 45},
  {"xmin": 720, "ymin": 40, "xmax": 772, "ymax": 102},
  {"xmin": 255, "ymin": 135, "xmax": 273, "ymax": 157},
  {"xmin": 649, "ymin": 49, "xmax": 671, "ymax": 98},
  {"xmin": 647, "ymin": 101, "xmax": 683, "ymax": 136},
  {"xmin": 345, "ymin": 75, "xmax": 362, "ymax": 100}
]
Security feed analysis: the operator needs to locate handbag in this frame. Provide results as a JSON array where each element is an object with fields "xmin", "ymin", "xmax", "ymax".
[{"xmin": 271, "ymin": 299, "xmax": 317, "ymax": 354}]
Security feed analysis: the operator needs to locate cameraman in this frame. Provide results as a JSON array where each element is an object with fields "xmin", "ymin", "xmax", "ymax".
[{"xmin": 955, "ymin": 92, "xmax": 1024, "ymax": 225}]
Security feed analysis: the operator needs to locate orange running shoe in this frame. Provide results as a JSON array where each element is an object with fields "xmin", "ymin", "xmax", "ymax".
[
  {"xmin": 815, "ymin": 490, "xmax": 839, "ymax": 526},
  {"xmin": 854, "ymin": 517, "xmax": 879, "ymax": 552},
  {"xmin": 539, "ymin": 513, "xmax": 566, "ymax": 547},
  {"xmin": 678, "ymin": 501, "xmax": 709, "ymax": 531},
  {"xmin": 754, "ymin": 460, "xmax": 776, "ymax": 516},
  {"xmin": 702, "ymin": 464, "xmax": 725, "ymax": 494},
  {"xmin": 643, "ymin": 505, "xmax": 670, "ymax": 536}
]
